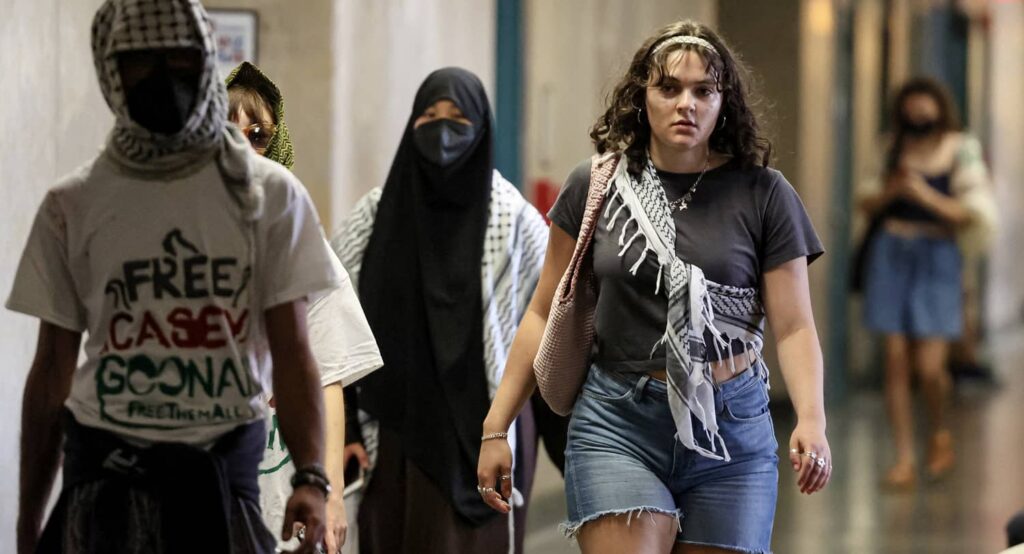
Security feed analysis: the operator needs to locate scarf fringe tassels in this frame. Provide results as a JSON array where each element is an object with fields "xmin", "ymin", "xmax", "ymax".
[{"xmin": 603, "ymin": 155, "xmax": 767, "ymax": 462}]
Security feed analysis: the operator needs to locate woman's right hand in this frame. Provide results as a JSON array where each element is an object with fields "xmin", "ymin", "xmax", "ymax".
[{"xmin": 476, "ymin": 438, "xmax": 513, "ymax": 514}]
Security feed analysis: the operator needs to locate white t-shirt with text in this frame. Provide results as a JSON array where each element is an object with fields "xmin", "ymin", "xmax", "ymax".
[{"xmin": 6, "ymin": 153, "xmax": 341, "ymax": 445}]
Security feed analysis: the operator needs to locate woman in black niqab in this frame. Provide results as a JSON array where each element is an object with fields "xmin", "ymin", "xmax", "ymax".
[{"xmin": 351, "ymin": 68, "xmax": 528, "ymax": 553}]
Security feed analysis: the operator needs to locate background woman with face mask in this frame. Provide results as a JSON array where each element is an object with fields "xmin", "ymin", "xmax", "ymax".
[
  {"xmin": 331, "ymin": 67, "xmax": 548, "ymax": 553},
  {"xmin": 857, "ymin": 77, "xmax": 996, "ymax": 490}
]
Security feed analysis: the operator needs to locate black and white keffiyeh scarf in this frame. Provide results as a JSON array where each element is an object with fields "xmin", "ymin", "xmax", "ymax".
[
  {"xmin": 606, "ymin": 153, "xmax": 767, "ymax": 461},
  {"xmin": 91, "ymin": 0, "xmax": 233, "ymax": 174}
]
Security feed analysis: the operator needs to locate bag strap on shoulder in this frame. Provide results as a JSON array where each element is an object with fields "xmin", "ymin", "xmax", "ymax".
[{"xmin": 556, "ymin": 153, "xmax": 619, "ymax": 302}]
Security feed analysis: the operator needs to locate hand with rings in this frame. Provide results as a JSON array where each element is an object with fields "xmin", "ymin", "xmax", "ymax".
[
  {"xmin": 476, "ymin": 473, "xmax": 511, "ymax": 496},
  {"xmin": 790, "ymin": 449, "xmax": 832, "ymax": 470},
  {"xmin": 788, "ymin": 419, "xmax": 833, "ymax": 495},
  {"xmin": 476, "ymin": 431, "xmax": 514, "ymax": 514}
]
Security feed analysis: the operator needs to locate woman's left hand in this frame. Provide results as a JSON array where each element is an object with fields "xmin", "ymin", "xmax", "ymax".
[
  {"xmin": 789, "ymin": 419, "xmax": 832, "ymax": 495},
  {"xmin": 325, "ymin": 494, "xmax": 348, "ymax": 553}
]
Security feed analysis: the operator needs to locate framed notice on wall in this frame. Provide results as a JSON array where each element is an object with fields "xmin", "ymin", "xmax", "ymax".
[{"xmin": 208, "ymin": 9, "xmax": 259, "ymax": 76}]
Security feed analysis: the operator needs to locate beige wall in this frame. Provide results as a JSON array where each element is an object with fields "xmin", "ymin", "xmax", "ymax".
[
  {"xmin": 330, "ymin": 0, "xmax": 496, "ymax": 228},
  {"xmin": 0, "ymin": 0, "xmax": 109, "ymax": 544},
  {"xmin": 523, "ymin": 0, "xmax": 716, "ymax": 187}
]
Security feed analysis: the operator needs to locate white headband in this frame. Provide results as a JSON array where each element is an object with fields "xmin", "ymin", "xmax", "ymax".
[{"xmin": 651, "ymin": 35, "xmax": 719, "ymax": 58}]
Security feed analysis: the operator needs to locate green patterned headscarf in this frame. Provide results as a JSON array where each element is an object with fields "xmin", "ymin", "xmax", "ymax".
[{"xmin": 225, "ymin": 62, "xmax": 295, "ymax": 169}]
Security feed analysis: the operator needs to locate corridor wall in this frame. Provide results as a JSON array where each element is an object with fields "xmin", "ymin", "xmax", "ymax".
[{"xmin": 0, "ymin": 0, "xmax": 108, "ymax": 544}]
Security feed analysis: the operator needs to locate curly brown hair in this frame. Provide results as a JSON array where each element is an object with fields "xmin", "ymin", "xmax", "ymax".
[{"xmin": 590, "ymin": 20, "xmax": 771, "ymax": 174}]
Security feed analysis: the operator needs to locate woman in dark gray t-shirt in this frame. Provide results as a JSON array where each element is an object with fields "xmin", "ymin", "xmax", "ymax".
[
  {"xmin": 549, "ymin": 158, "xmax": 823, "ymax": 375},
  {"xmin": 477, "ymin": 20, "xmax": 830, "ymax": 553}
]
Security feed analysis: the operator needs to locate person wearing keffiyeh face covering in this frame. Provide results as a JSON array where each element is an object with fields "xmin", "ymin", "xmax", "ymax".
[
  {"xmin": 331, "ymin": 68, "xmax": 549, "ymax": 553},
  {"xmin": 7, "ymin": 2, "xmax": 345, "ymax": 553}
]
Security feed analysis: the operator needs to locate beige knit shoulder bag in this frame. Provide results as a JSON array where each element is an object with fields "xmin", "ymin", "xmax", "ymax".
[{"xmin": 534, "ymin": 153, "xmax": 619, "ymax": 416}]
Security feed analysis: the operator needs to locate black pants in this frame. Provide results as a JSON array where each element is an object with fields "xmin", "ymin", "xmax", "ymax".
[{"xmin": 531, "ymin": 391, "xmax": 570, "ymax": 474}]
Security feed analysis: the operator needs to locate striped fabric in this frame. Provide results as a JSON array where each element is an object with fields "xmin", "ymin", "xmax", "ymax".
[
  {"xmin": 606, "ymin": 154, "xmax": 766, "ymax": 462},
  {"xmin": 91, "ymin": 0, "xmax": 226, "ymax": 163},
  {"xmin": 331, "ymin": 169, "xmax": 547, "ymax": 455}
]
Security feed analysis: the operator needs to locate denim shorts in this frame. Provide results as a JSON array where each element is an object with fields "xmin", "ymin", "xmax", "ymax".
[
  {"xmin": 563, "ymin": 364, "xmax": 779, "ymax": 554},
  {"xmin": 863, "ymin": 229, "xmax": 963, "ymax": 338}
]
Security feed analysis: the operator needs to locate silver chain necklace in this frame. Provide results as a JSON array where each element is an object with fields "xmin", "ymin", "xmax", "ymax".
[{"xmin": 666, "ymin": 155, "xmax": 710, "ymax": 212}]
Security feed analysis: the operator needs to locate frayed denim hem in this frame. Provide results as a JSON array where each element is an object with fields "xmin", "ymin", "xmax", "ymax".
[
  {"xmin": 559, "ymin": 506, "xmax": 681, "ymax": 540},
  {"xmin": 677, "ymin": 538, "xmax": 772, "ymax": 554}
]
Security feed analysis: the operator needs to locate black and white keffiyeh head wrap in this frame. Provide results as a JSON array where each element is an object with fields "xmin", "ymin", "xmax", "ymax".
[
  {"xmin": 605, "ymin": 153, "xmax": 767, "ymax": 461},
  {"xmin": 91, "ymin": 0, "xmax": 231, "ymax": 174}
]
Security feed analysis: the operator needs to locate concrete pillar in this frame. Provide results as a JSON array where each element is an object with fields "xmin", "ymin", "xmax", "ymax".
[{"xmin": 987, "ymin": 1, "xmax": 1024, "ymax": 335}]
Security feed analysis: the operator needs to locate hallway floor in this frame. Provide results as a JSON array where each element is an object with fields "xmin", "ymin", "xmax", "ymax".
[{"xmin": 524, "ymin": 326, "xmax": 1024, "ymax": 553}]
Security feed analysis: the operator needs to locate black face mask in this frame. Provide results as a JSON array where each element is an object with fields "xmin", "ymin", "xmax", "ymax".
[
  {"xmin": 413, "ymin": 119, "xmax": 476, "ymax": 167},
  {"xmin": 125, "ymin": 65, "xmax": 200, "ymax": 135},
  {"xmin": 902, "ymin": 119, "xmax": 939, "ymax": 137}
]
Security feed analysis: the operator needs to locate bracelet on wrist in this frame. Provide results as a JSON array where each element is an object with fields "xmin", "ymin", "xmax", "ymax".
[
  {"xmin": 295, "ymin": 463, "xmax": 328, "ymax": 480},
  {"xmin": 481, "ymin": 431, "xmax": 508, "ymax": 442},
  {"xmin": 290, "ymin": 464, "xmax": 332, "ymax": 498}
]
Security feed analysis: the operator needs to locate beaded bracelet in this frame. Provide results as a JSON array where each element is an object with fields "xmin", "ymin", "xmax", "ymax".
[{"xmin": 481, "ymin": 432, "xmax": 509, "ymax": 442}]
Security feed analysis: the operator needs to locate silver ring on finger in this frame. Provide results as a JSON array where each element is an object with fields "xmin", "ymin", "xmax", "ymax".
[
  {"xmin": 816, "ymin": 457, "xmax": 826, "ymax": 468},
  {"xmin": 477, "ymin": 485, "xmax": 495, "ymax": 495},
  {"xmin": 499, "ymin": 474, "xmax": 512, "ymax": 481}
]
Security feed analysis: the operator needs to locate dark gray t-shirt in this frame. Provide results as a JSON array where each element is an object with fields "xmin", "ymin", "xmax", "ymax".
[{"xmin": 548, "ymin": 157, "xmax": 824, "ymax": 372}]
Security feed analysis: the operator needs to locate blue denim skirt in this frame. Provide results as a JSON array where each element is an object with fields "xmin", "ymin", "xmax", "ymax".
[
  {"xmin": 863, "ymin": 229, "xmax": 963, "ymax": 339},
  {"xmin": 563, "ymin": 364, "xmax": 779, "ymax": 553}
]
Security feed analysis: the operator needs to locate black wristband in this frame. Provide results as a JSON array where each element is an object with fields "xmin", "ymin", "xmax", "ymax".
[
  {"xmin": 291, "ymin": 464, "xmax": 332, "ymax": 498},
  {"xmin": 295, "ymin": 463, "xmax": 328, "ymax": 481}
]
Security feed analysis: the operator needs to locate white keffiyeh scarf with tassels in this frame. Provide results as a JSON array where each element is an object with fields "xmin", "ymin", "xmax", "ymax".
[{"xmin": 606, "ymin": 153, "xmax": 767, "ymax": 461}]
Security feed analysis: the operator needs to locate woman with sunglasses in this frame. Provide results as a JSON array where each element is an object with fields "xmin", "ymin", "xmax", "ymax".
[{"xmin": 226, "ymin": 61, "xmax": 385, "ymax": 554}]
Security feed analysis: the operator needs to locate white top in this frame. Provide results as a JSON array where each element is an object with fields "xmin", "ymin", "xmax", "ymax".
[
  {"xmin": 258, "ymin": 252, "xmax": 383, "ymax": 540},
  {"xmin": 6, "ymin": 154, "xmax": 342, "ymax": 445}
]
